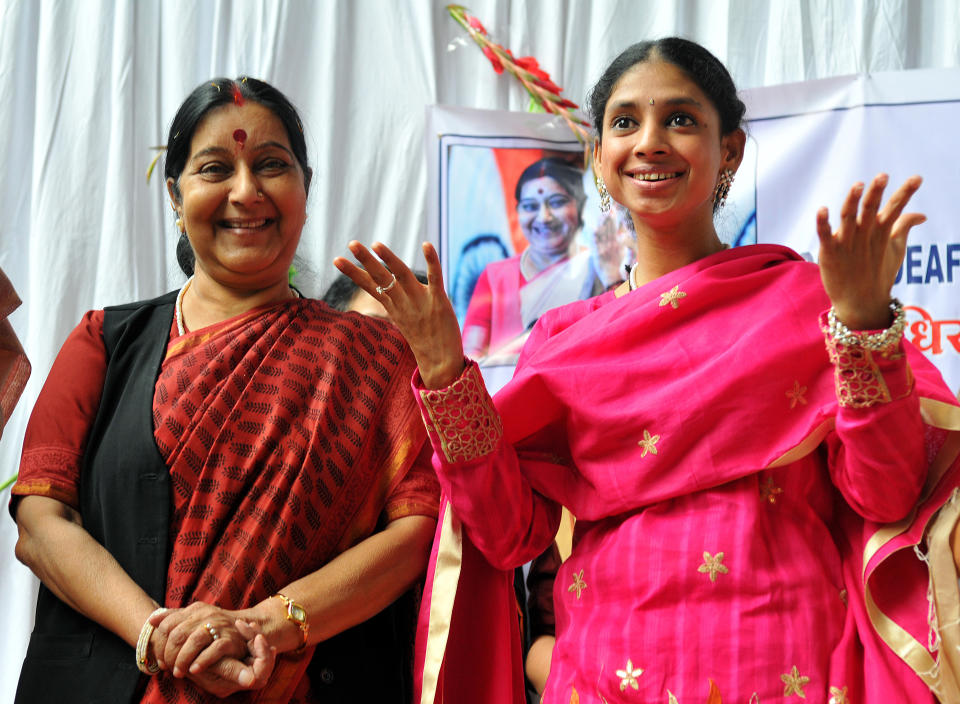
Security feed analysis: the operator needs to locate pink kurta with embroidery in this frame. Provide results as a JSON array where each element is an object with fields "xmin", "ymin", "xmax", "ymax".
[{"xmin": 414, "ymin": 245, "xmax": 960, "ymax": 703}]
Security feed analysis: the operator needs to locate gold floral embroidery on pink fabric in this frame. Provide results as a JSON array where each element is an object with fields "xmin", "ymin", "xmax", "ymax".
[
  {"xmin": 418, "ymin": 363, "xmax": 503, "ymax": 463},
  {"xmin": 569, "ymin": 686, "xmax": 579, "ymax": 704},
  {"xmin": 638, "ymin": 429, "xmax": 660, "ymax": 457},
  {"xmin": 659, "ymin": 285, "xmax": 687, "ymax": 309},
  {"xmin": 821, "ymin": 319, "xmax": 910, "ymax": 408},
  {"xmin": 615, "ymin": 659, "xmax": 643, "ymax": 691},
  {"xmin": 667, "ymin": 691, "xmax": 678, "ymax": 704},
  {"xmin": 759, "ymin": 476, "xmax": 783, "ymax": 504},
  {"xmin": 828, "ymin": 685, "xmax": 849, "ymax": 704},
  {"xmin": 568, "ymin": 569, "xmax": 587, "ymax": 599},
  {"xmin": 781, "ymin": 665, "xmax": 810, "ymax": 698},
  {"xmin": 698, "ymin": 551, "xmax": 729, "ymax": 582},
  {"xmin": 786, "ymin": 380, "xmax": 808, "ymax": 408}
]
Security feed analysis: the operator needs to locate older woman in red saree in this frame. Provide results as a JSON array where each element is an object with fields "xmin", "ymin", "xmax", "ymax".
[
  {"xmin": 12, "ymin": 77, "xmax": 438, "ymax": 704},
  {"xmin": 337, "ymin": 38, "xmax": 960, "ymax": 704}
]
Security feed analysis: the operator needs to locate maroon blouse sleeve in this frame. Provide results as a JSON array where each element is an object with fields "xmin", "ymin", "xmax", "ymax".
[{"xmin": 11, "ymin": 310, "xmax": 107, "ymax": 512}]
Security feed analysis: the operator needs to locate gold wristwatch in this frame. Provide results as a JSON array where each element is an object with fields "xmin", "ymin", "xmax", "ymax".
[{"xmin": 272, "ymin": 593, "xmax": 309, "ymax": 652}]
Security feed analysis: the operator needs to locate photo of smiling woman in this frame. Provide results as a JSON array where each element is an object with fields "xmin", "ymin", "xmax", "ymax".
[{"xmin": 461, "ymin": 157, "xmax": 614, "ymax": 363}]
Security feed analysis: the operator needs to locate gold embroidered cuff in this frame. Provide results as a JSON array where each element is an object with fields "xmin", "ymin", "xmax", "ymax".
[
  {"xmin": 418, "ymin": 361, "xmax": 503, "ymax": 463},
  {"xmin": 821, "ymin": 312, "xmax": 910, "ymax": 408}
]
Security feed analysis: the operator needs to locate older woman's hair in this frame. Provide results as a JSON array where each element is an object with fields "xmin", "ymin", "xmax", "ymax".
[
  {"xmin": 514, "ymin": 157, "xmax": 587, "ymax": 217},
  {"xmin": 163, "ymin": 77, "xmax": 311, "ymax": 276}
]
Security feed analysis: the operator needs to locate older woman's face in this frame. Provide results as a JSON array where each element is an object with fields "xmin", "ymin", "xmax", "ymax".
[
  {"xmin": 169, "ymin": 102, "xmax": 307, "ymax": 290},
  {"xmin": 516, "ymin": 176, "xmax": 581, "ymax": 258}
]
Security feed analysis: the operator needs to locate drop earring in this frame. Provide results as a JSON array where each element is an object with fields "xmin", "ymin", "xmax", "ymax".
[
  {"xmin": 597, "ymin": 176, "xmax": 611, "ymax": 213},
  {"xmin": 713, "ymin": 168, "xmax": 735, "ymax": 209}
]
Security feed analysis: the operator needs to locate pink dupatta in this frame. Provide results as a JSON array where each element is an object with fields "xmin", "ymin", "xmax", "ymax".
[{"xmin": 415, "ymin": 244, "xmax": 960, "ymax": 702}]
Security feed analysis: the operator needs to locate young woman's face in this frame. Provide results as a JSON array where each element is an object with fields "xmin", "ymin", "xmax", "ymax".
[
  {"xmin": 516, "ymin": 176, "xmax": 581, "ymax": 260},
  {"xmin": 595, "ymin": 59, "xmax": 742, "ymax": 230},
  {"xmin": 169, "ymin": 101, "xmax": 307, "ymax": 289}
]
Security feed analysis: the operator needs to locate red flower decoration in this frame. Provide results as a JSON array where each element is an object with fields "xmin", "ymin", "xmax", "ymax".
[
  {"xmin": 467, "ymin": 14, "xmax": 487, "ymax": 34},
  {"xmin": 533, "ymin": 76, "xmax": 562, "ymax": 95},
  {"xmin": 447, "ymin": 4, "xmax": 591, "ymax": 143},
  {"xmin": 482, "ymin": 45, "xmax": 504, "ymax": 74}
]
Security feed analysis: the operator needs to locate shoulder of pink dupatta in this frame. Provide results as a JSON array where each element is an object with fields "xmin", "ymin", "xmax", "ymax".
[{"xmin": 496, "ymin": 244, "xmax": 827, "ymax": 457}]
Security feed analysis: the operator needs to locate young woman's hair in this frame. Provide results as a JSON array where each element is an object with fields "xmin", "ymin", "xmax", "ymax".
[
  {"xmin": 164, "ymin": 77, "xmax": 311, "ymax": 276},
  {"xmin": 587, "ymin": 38, "xmax": 746, "ymax": 140}
]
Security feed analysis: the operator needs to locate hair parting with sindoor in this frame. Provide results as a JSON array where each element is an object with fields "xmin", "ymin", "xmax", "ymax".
[{"xmin": 163, "ymin": 77, "xmax": 311, "ymax": 276}]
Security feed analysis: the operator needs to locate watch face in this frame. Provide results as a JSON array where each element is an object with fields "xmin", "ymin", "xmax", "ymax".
[{"xmin": 290, "ymin": 604, "xmax": 306, "ymax": 623}]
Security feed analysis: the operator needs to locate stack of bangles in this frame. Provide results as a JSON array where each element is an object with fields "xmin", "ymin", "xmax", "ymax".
[
  {"xmin": 825, "ymin": 298, "xmax": 906, "ymax": 350},
  {"xmin": 136, "ymin": 607, "xmax": 168, "ymax": 675}
]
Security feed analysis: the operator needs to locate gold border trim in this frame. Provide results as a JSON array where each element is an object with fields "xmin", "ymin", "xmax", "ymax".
[
  {"xmin": 921, "ymin": 398, "xmax": 960, "ymax": 432},
  {"xmin": 860, "ymin": 403, "xmax": 960, "ymax": 701},
  {"xmin": 765, "ymin": 419, "xmax": 835, "ymax": 469},
  {"xmin": 420, "ymin": 501, "xmax": 464, "ymax": 704}
]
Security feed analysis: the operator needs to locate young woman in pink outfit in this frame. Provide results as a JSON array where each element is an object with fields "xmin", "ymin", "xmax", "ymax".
[{"xmin": 337, "ymin": 38, "xmax": 960, "ymax": 703}]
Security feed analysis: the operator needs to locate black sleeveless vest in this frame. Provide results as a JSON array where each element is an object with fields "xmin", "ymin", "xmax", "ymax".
[
  {"xmin": 15, "ymin": 292, "xmax": 175, "ymax": 703},
  {"xmin": 15, "ymin": 292, "xmax": 415, "ymax": 703}
]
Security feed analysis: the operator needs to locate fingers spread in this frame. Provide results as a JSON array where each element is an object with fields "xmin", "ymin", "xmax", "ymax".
[
  {"xmin": 837, "ymin": 182, "xmax": 864, "ymax": 242},
  {"xmin": 857, "ymin": 173, "xmax": 888, "ymax": 231},
  {"xmin": 422, "ymin": 242, "xmax": 447, "ymax": 291},
  {"xmin": 346, "ymin": 241, "xmax": 395, "ymax": 288},
  {"xmin": 878, "ymin": 175, "xmax": 923, "ymax": 228},
  {"xmin": 815, "ymin": 207, "xmax": 832, "ymax": 245},
  {"xmin": 371, "ymin": 242, "xmax": 421, "ymax": 289}
]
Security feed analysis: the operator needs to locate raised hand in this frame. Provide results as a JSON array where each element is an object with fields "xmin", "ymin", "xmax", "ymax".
[
  {"xmin": 816, "ymin": 173, "xmax": 925, "ymax": 330},
  {"xmin": 334, "ymin": 241, "xmax": 465, "ymax": 388}
]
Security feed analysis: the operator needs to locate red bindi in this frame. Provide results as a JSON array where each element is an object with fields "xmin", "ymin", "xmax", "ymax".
[{"xmin": 233, "ymin": 128, "xmax": 247, "ymax": 151}]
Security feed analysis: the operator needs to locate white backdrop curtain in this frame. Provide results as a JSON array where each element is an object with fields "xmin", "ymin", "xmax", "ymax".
[{"xmin": 1, "ymin": 0, "xmax": 958, "ymax": 699}]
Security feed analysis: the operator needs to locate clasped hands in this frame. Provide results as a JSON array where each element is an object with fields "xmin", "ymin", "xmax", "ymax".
[{"xmin": 146, "ymin": 602, "xmax": 276, "ymax": 698}]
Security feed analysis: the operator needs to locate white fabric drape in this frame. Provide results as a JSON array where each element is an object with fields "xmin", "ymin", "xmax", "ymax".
[{"xmin": 1, "ymin": 0, "xmax": 958, "ymax": 699}]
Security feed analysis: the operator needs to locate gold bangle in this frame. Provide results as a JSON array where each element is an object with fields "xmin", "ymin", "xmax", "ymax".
[
  {"xmin": 135, "ymin": 607, "xmax": 167, "ymax": 675},
  {"xmin": 271, "ymin": 593, "xmax": 308, "ymax": 653}
]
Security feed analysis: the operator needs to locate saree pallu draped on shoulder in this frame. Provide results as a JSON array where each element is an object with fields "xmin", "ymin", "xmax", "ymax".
[
  {"xmin": 0, "ymin": 267, "xmax": 29, "ymax": 433},
  {"xmin": 145, "ymin": 299, "xmax": 427, "ymax": 704},
  {"xmin": 415, "ymin": 244, "xmax": 960, "ymax": 702}
]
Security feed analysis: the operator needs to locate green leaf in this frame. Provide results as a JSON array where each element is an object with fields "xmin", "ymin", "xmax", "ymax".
[{"xmin": 527, "ymin": 96, "xmax": 546, "ymax": 113}]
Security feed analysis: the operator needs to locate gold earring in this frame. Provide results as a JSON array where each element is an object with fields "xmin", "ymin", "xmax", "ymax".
[
  {"xmin": 713, "ymin": 168, "xmax": 735, "ymax": 209},
  {"xmin": 596, "ymin": 175, "xmax": 611, "ymax": 213},
  {"xmin": 175, "ymin": 217, "xmax": 184, "ymax": 233}
]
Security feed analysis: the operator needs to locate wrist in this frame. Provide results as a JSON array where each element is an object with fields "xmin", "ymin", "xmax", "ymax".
[
  {"xmin": 266, "ymin": 593, "xmax": 309, "ymax": 654},
  {"xmin": 419, "ymin": 356, "xmax": 466, "ymax": 390},
  {"xmin": 830, "ymin": 300, "xmax": 893, "ymax": 332},
  {"xmin": 136, "ymin": 607, "xmax": 167, "ymax": 674}
]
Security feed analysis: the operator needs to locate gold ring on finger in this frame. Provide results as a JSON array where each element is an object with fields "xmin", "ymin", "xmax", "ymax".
[{"xmin": 204, "ymin": 622, "xmax": 219, "ymax": 641}]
